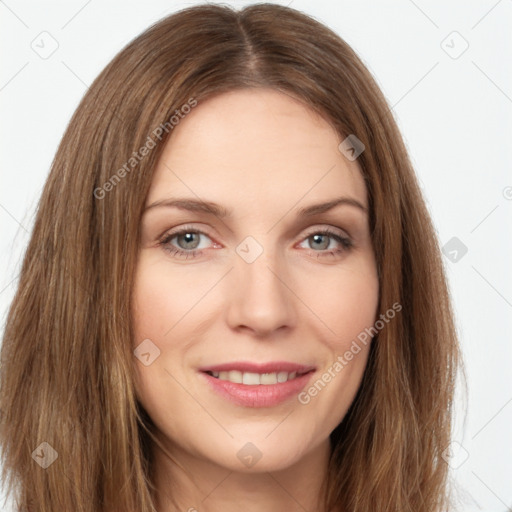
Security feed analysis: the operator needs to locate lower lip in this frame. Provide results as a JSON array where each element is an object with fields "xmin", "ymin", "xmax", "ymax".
[{"xmin": 199, "ymin": 371, "xmax": 315, "ymax": 408}]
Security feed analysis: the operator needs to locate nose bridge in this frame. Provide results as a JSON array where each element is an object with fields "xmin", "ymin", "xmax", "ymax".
[{"xmin": 226, "ymin": 234, "xmax": 296, "ymax": 334}]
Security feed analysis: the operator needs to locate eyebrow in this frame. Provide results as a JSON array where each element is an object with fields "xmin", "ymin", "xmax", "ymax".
[{"xmin": 143, "ymin": 196, "xmax": 368, "ymax": 217}]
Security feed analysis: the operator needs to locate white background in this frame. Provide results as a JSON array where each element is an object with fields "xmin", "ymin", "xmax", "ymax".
[{"xmin": 1, "ymin": 1, "xmax": 511, "ymax": 510}]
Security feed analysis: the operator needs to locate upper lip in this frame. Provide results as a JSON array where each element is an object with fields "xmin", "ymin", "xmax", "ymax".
[{"xmin": 198, "ymin": 361, "xmax": 316, "ymax": 374}]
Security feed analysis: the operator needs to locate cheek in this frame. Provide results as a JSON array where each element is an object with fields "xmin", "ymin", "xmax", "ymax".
[
  {"xmin": 301, "ymin": 263, "xmax": 378, "ymax": 420},
  {"xmin": 131, "ymin": 261, "xmax": 180, "ymax": 401},
  {"xmin": 293, "ymin": 258, "xmax": 378, "ymax": 409},
  {"xmin": 327, "ymin": 274, "xmax": 379, "ymax": 346},
  {"xmin": 131, "ymin": 258, "xmax": 207, "ymax": 342},
  {"xmin": 298, "ymin": 257, "xmax": 380, "ymax": 347}
]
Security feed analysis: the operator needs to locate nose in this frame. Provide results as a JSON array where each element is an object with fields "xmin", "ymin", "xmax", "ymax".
[{"xmin": 225, "ymin": 244, "xmax": 297, "ymax": 337}]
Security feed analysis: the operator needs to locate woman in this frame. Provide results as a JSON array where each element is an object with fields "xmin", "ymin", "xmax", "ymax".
[{"xmin": 0, "ymin": 3, "xmax": 463, "ymax": 511}]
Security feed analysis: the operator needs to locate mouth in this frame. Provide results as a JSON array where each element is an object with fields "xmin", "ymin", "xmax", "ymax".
[
  {"xmin": 197, "ymin": 362, "xmax": 317, "ymax": 408},
  {"xmin": 202, "ymin": 369, "xmax": 313, "ymax": 385}
]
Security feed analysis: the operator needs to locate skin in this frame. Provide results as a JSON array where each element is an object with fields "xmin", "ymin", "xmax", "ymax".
[{"xmin": 132, "ymin": 88, "xmax": 379, "ymax": 512}]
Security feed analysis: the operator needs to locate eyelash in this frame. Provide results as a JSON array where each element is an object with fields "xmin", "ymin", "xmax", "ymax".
[{"xmin": 158, "ymin": 225, "xmax": 353, "ymax": 260}]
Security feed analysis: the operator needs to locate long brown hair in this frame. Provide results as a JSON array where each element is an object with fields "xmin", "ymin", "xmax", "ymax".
[{"xmin": 0, "ymin": 3, "xmax": 464, "ymax": 511}]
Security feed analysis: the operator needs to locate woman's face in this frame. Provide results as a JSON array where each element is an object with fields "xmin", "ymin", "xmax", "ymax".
[{"xmin": 132, "ymin": 88, "xmax": 379, "ymax": 473}]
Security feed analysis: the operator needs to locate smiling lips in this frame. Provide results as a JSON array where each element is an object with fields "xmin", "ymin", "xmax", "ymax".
[
  {"xmin": 198, "ymin": 360, "xmax": 317, "ymax": 407},
  {"xmin": 207, "ymin": 370, "xmax": 301, "ymax": 385},
  {"xmin": 199, "ymin": 360, "xmax": 315, "ymax": 384}
]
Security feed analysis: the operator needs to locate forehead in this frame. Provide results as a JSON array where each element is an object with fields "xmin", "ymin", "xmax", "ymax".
[{"xmin": 147, "ymin": 88, "xmax": 367, "ymax": 214}]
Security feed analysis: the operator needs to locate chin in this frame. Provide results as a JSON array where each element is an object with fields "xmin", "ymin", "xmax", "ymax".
[{"xmin": 202, "ymin": 436, "xmax": 312, "ymax": 474}]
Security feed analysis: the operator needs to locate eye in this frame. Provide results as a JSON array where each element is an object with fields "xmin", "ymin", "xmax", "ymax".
[
  {"xmin": 298, "ymin": 227, "xmax": 353, "ymax": 259},
  {"xmin": 159, "ymin": 226, "xmax": 214, "ymax": 259}
]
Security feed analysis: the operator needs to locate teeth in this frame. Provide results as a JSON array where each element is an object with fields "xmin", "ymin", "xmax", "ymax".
[
  {"xmin": 211, "ymin": 370, "xmax": 299, "ymax": 385},
  {"xmin": 229, "ymin": 370, "xmax": 243, "ymax": 383},
  {"xmin": 260, "ymin": 372, "xmax": 278, "ymax": 384},
  {"xmin": 277, "ymin": 371, "xmax": 290, "ymax": 383}
]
